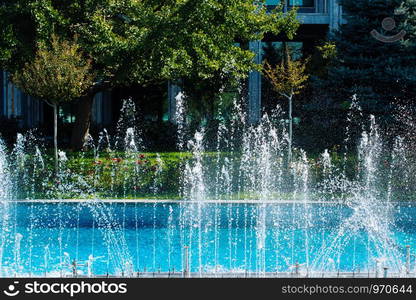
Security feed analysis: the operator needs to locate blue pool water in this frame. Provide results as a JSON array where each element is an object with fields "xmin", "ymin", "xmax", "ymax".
[{"xmin": 1, "ymin": 202, "xmax": 415, "ymax": 276}]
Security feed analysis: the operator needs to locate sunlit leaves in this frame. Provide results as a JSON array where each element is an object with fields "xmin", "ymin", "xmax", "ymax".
[
  {"xmin": 12, "ymin": 35, "xmax": 94, "ymax": 104},
  {"xmin": 1, "ymin": 0, "xmax": 299, "ymax": 87},
  {"xmin": 263, "ymin": 55, "xmax": 309, "ymax": 98}
]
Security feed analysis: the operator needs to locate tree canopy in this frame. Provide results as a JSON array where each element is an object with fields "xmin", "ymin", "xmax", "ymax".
[
  {"xmin": 315, "ymin": 0, "xmax": 416, "ymax": 112},
  {"xmin": 0, "ymin": 0, "xmax": 299, "ymax": 149},
  {"xmin": 12, "ymin": 34, "xmax": 94, "ymax": 168},
  {"xmin": 12, "ymin": 35, "xmax": 94, "ymax": 104},
  {"xmin": 0, "ymin": 0, "xmax": 299, "ymax": 88},
  {"xmin": 263, "ymin": 57, "xmax": 309, "ymax": 99}
]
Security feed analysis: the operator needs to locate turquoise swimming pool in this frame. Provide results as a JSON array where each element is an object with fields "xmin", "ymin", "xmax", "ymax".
[{"xmin": 0, "ymin": 201, "xmax": 414, "ymax": 277}]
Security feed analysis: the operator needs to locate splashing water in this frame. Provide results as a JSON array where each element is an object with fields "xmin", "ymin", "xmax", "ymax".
[
  {"xmin": 0, "ymin": 95, "xmax": 415, "ymax": 277},
  {"xmin": 0, "ymin": 138, "xmax": 12, "ymax": 276}
]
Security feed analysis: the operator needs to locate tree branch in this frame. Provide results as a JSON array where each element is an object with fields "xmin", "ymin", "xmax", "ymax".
[{"xmin": 43, "ymin": 99, "xmax": 56, "ymax": 107}]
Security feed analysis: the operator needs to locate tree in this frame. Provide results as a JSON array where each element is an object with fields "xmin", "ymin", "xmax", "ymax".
[
  {"xmin": 13, "ymin": 35, "xmax": 93, "ymax": 169},
  {"xmin": 308, "ymin": 41, "xmax": 337, "ymax": 80},
  {"xmin": 0, "ymin": 0, "xmax": 154, "ymax": 149},
  {"xmin": 263, "ymin": 44, "xmax": 309, "ymax": 161},
  {"xmin": 315, "ymin": 0, "xmax": 416, "ymax": 113},
  {"xmin": 0, "ymin": 0, "xmax": 299, "ymax": 149}
]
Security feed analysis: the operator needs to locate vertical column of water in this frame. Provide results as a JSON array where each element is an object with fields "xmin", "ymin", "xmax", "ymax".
[
  {"xmin": 311, "ymin": 114, "xmax": 402, "ymax": 275},
  {"xmin": 239, "ymin": 125, "xmax": 257, "ymax": 274},
  {"xmin": 233, "ymin": 200, "xmax": 241, "ymax": 272},
  {"xmin": 115, "ymin": 98, "xmax": 142, "ymax": 151},
  {"xmin": 227, "ymin": 202, "xmax": 233, "ymax": 272},
  {"xmin": 151, "ymin": 155, "xmax": 164, "ymax": 272},
  {"xmin": 244, "ymin": 203, "xmax": 249, "ymax": 273},
  {"xmin": 213, "ymin": 95, "xmax": 227, "ymax": 271},
  {"xmin": 173, "ymin": 92, "xmax": 188, "ymax": 274},
  {"xmin": 12, "ymin": 133, "xmax": 50, "ymax": 276},
  {"xmin": 89, "ymin": 199, "xmax": 134, "ymax": 276},
  {"xmin": 167, "ymin": 205, "xmax": 174, "ymax": 272},
  {"xmin": 356, "ymin": 116, "xmax": 388, "ymax": 273},
  {"xmin": 120, "ymin": 97, "xmax": 140, "ymax": 198},
  {"xmin": 134, "ymin": 202, "xmax": 140, "ymax": 272},
  {"xmin": 218, "ymin": 95, "xmax": 246, "ymax": 273},
  {"xmin": 89, "ymin": 132, "xmax": 106, "ymax": 275},
  {"xmin": 317, "ymin": 150, "xmax": 336, "ymax": 272},
  {"xmin": 0, "ymin": 138, "xmax": 12, "ymax": 276},
  {"xmin": 183, "ymin": 131, "xmax": 206, "ymax": 275},
  {"xmin": 152, "ymin": 153, "xmax": 165, "ymax": 272},
  {"xmin": 13, "ymin": 233, "xmax": 23, "ymax": 276},
  {"xmin": 93, "ymin": 132, "xmax": 119, "ymax": 274},
  {"xmin": 386, "ymin": 137, "xmax": 407, "ymax": 274},
  {"xmin": 10, "ymin": 134, "xmax": 31, "ymax": 276},
  {"xmin": 29, "ymin": 147, "xmax": 45, "ymax": 275},
  {"xmin": 391, "ymin": 136, "xmax": 412, "ymax": 275},
  {"xmin": 318, "ymin": 150, "xmax": 334, "ymax": 201},
  {"xmin": 123, "ymin": 128, "xmax": 136, "ymax": 273},
  {"xmin": 11, "ymin": 135, "xmax": 26, "ymax": 256},
  {"xmin": 337, "ymin": 104, "xmax": 359, "ymax": 273},
  {"xmin": 356, "ymin": 116, "xmax": 402, "ymax": 272},
  {"xmin": 292, "ymin": 150, "xmax": 310, "ymax": 275},
  {"xmin": 95, "ymin": 98, "xmax": 138, "ymax": 275},
  {"xmin": 76, "ymin": 137, "xmax": 98, "ymax": 275},
  {"xmin": 113, "ymin": 98, "xmax": 141, "ymax": 198},
  {"xmin": 312, "ymin": 96, "xmax": 363, "ymax": 273},
  {"xmin": 94, "ymin": 132, "xmax": 106, "ymax": 191},
  {"xmin": 255, "ymin": 120, "xmax": 271, "ymax": 276},
  {"xmin": 152, "ymin": 202, "xmax": 157, "ymax": 272},
  {"xmin": 87, "ymin": 191, "xmax": 134, "ymax": 274},
  {"xmin": 269, "ymin": 107, "xmax": 286, "ymax": 274},
  {"xmin": 231, "ymin": 96, "xmax": 251, "ymax": 274},
  {"xmin": 217, "ymin": 157, "xmax": 232, "ymax": 272},
  {"xmin": 175, "ymin": 92, "xmax": 187, "ymax": 151},
  {"xmin": 239, "ymin": 112, "xmax": 286, "ymax": 276},
  {"xmin": 229, "ymin": 95, "xmax": 249, "ymax": 274},
  {"xmin": 83, "ymin": 133, "xmax": 99, "ymax": 196},
  {"xmin": 57, "ymin": 151, "xmax": 67, "ymax": 276},
  {"xmin": 231, "ymin": 93, "xmax": 248, "ymax": 200}
]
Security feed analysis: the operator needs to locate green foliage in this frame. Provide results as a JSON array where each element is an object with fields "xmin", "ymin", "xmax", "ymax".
[
  {"xmin": 310, "ymin": 42, "xmax": 337, "ymax": 77},
  {"xmin": 14, "ymin": 150, "xmax": 411, "ymax": 201},
  {"xmin": 12, "ymin": 35, "xmax": 94, "ymax": 104},
  {"xmin": 316, "ymin": 42, "xmax": 337, "ymax": 60},
  {"xmin": 148, "ymin": 0, "xmax": 299, "ymax": 81},
  {"xmin": 64, "ymin": 152, "xmax": 187, "ymax": 199},
  {"xmin": 0, "ymin": 0, "xmax": 299, "ymax": 89},
  {"xmin": 315, "ymin": 0, "xmax": 416, "ymax": 111},
  {"xmin": 263, "ymin": 54, "xmax": 309, "ymax": 98}
]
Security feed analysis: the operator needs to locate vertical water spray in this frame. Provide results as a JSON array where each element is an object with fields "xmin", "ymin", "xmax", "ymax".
[
  {"xmin": 175, "ymin": 92, "xmax": 187, "ymax": 151},
  {"xmin": 291, "ymin": 150, "xmax": 310, "ymax": 275},
  {"xmin": 311, "ymin": 115, "xmax": 403, "ymax": 275},
  {"xmin": 0, "ymin": 138, "xmax": 12, "ymax": 276},
  {"xmin": 183, "ymin": 131, "xmax": 206, "ymax": 274}
]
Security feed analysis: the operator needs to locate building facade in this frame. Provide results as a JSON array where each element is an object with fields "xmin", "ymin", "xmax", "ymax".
[{"xmin": 0, "ymin": 0, "xmax": 344, "ymax": 128}]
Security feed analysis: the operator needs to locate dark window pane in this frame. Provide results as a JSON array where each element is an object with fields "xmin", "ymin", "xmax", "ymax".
[
  {"xmin": 288, "ymin": 0, "xmax": 314, "ymax": 7},
  {"xmin": 266, "ymin": 0, "xmax": 281, "ymax": 5}
]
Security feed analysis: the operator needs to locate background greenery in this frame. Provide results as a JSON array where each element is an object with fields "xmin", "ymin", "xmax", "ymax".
[{"xmin": 8, "ymin": 148, "xmax": 416, "ymax": 201}]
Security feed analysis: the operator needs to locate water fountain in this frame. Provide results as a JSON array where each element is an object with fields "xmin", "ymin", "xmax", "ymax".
[
  {"xmin": 0, "ymin": 95, "xmax": 414, "ymax": 278},
  {"xmin": 0, "ymin": 138, "xmax": 12, "ymax": 276}
]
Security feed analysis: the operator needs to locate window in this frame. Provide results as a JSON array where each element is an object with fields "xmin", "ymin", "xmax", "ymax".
[
  {"xmin": 266, "ymin": 0, "xmax": 315, "ymax": 8},
  {"xmin": 261, "ymin": 42, "xmax": 303, "ymax": 62},
  {"xmin": 266, "ymin": 0, "xmax": 281, "ymax": 5},
  {"xmin": 288, "ymin": 0, "xmax": 314, "ymax": 7},
  {"xmin": 59, "ymin": 104, "xmax": 75, "ymax": 124}
]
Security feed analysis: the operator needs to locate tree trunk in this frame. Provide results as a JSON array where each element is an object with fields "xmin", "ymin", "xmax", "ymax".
[
  {"xmin": 53, "ymin": 104, "xmax": 58, "ymax": 172},
  {"xmin": 70, "ymin": 95, "xmax": 94, "ymax": 150}
]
